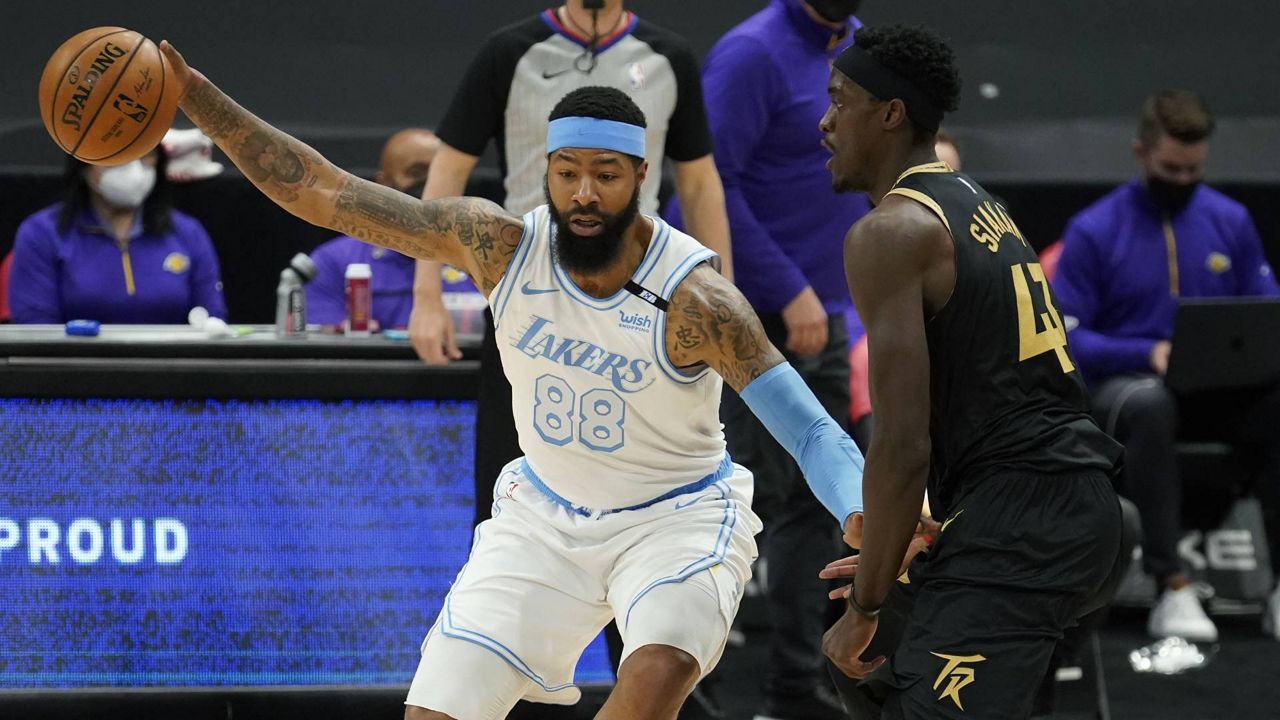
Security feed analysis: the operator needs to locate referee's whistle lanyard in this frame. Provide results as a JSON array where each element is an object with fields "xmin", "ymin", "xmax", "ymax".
[
  {"xmin": 562, "ymin": 5, "xmax": 611, "ymax": 74},
  {"xmin": 574, "ymin": 43, "xmax": 599, "ymax": 74}
]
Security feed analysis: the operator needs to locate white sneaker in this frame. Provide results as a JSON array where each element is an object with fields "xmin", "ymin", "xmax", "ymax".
[
  {"xmin": 1264, "ymin": 584, "xmax": 1280, "ymax": 640},
  {"xmin": 1148, "ymin": 586, "xmax": 1218, "ymax": 642},
  {"xmin": 1152, "ymin": 584, "xmax": 1218, "ymax": 638}
]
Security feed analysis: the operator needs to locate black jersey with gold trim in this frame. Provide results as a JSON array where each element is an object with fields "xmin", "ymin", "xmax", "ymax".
[{"xmin": 888, "ymin": 162, "xmax": 1122, "ymax": 514}]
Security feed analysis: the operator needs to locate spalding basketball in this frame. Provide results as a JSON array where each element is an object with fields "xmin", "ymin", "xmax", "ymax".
[{"xmin": 38, "ymin": 27, "xmax": 179, "ymax": 166}]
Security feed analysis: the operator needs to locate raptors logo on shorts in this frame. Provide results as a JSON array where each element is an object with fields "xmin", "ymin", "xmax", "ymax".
[{"xmin": 930, "ymin": 652, "xmax": 986, "ymax": 711}]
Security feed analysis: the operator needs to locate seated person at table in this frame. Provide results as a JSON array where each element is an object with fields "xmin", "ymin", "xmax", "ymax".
[
  {"xmin": 306, "ymin": 128, "xmax": 480, "ymax": 329},
  {"xmin": 10, "ymin": 148, "xmax": 227, "ymax": 324},
  {"xmin": 1054, "ymin": 89, "xmax": 1280, "ymax": 642}
]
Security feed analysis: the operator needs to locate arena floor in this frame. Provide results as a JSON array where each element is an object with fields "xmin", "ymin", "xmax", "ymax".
[
  {"xmin": 694, "ymin": 604, "xmax": 1280, "ymax": 720},
  {"xmin": 536, "ymin": 598, "xmax": 1280, "ymax": 720},
  {"xmin": 7, "ymin": 605, "xmax": 1277, "ymax": 719}
]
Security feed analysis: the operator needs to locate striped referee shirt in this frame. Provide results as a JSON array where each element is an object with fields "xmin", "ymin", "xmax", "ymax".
[{"xmin": 435, "ymin": 8, "xmax": 713, "ymax": 216}]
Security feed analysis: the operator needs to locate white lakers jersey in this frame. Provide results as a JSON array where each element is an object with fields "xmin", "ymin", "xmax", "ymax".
[{"xmin": 489, "ymin": 206, "xmax": 727, "ymax": 511}]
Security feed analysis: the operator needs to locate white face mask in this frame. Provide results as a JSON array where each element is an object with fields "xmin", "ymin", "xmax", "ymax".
[{"xmin": 94, "ymin": 160, "xmax": 157, "ymax": 209}]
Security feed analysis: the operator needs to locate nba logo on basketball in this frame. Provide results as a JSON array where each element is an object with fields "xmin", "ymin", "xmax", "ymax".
[{"xmin": 113, "ymin": 94, "xmax": 149, "ymax": 123}]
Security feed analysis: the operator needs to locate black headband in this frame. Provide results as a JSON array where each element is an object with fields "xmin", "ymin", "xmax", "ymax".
[{"xmin": 833, "ymin": 45, "xmax": 944, "ymax": 134}]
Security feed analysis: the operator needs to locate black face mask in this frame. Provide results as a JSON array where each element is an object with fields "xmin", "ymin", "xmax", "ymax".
[
  {"xmin": 805, "ymin": 0, "xmax": 863, "ymax": 22},
  {"xmin": 1145, "ymin": 175, "xmax": 1199, "ymax": 215}
]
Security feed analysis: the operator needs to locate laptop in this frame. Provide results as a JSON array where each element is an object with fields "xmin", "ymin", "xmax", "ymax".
[{"xmin": 1165, "ymin": 298, "xmax": 1280, "ymax": 395}]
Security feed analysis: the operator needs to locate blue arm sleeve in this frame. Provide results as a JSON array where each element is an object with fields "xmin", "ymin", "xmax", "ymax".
[{"xmin": 739, "ymin": 363, "xmax": 864, "ymax": 525}]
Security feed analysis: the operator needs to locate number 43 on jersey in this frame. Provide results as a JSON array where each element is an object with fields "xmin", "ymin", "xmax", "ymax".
[{"xmin": 1011, "ymin": 262, "xmax": 1075, "ymax": 373}]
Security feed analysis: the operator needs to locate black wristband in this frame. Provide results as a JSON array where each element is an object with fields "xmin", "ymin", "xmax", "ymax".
[{"xmin": 848, "ymin": 591, "xmax": 881, "ymax": 618}]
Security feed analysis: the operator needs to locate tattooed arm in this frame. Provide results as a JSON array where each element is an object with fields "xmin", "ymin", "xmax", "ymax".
[
  {"xmin": 669, "ymin": 262, "xmax": 864, "ymax": 529},
  {"xmin": 665, "ymin": 264, "xmax": 784, "ymax": 392},
  {"xmin": 157, "ymin": 42, "xmax": 520, "ymax": 294}
]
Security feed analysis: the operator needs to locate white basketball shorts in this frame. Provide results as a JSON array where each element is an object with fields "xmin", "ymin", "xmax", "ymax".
[{"xmin": 405, "ymin": 457, "xmax": 762, "ymax": 719}]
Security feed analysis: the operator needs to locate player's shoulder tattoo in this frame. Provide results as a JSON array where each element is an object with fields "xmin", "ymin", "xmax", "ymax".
[
  {"xmin": 431, "ymin": 197, "xmax": 524, "ymax": 296},
  {"xmin": 665, "ymin": 264, "xmax": 781, "ymax": 391}
]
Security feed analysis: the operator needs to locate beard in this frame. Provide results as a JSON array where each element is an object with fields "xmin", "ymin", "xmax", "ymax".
[{"xmin": 545, "ymin": 181, "xmax": 641, "ymax": 274}]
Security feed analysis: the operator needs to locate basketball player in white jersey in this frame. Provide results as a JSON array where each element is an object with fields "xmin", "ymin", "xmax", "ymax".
[{"xmin": 160, "ymin": 42, "xmax": 872, "ymax": 720}]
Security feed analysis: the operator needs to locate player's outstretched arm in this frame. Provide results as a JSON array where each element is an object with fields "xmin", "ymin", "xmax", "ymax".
[
  {"xmin": 158, "ymin": 41, "xmax": 521, "ymax": 295},
  {"xmin": 667, "ymin": 264, "xmax": 864, "ymax": 530}
]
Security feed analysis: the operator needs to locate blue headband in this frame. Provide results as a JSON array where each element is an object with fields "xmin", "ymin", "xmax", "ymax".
[{"xmin": 546, "ymin": 116, "xmax": 646, "ymax": 158}]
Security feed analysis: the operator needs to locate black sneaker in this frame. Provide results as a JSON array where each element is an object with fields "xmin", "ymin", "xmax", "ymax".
[{"xmin": 753, "ymin": 685, "xmax": 847, "ymax": 720}]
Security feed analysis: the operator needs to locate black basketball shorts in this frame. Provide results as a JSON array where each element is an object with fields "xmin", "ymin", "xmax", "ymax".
[{"xmin": 835, "ymin": 471, "xmax": 1123, "ymax": 720}]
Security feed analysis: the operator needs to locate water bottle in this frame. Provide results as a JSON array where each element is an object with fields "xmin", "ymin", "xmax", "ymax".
[
  {"xmin": 344, "ymin": 263, "xmax": 372, "ymax": 337},
  {"xmin": 275, "ymin": 252, "xmax": 317, "ymax": 337}
]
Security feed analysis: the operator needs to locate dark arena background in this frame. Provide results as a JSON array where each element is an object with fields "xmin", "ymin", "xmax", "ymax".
[{"xmin": 3, "ymin": 1, "xmax": 1280, "ymax": 719}]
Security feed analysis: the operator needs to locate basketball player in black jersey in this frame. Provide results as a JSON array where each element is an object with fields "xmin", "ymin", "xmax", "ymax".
[{"xmin": 815, "ymin": 26, "xmax": 1127, "ymax": 719}]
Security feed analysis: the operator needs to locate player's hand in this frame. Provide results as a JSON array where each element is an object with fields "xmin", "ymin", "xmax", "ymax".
[
  {"xmin": 158, "ymin": 41, "xmax": 198, "ymax": 102},
  {"xmin": 409, "ymin": 300, "xmax": 462, "ymax": 365},
  {"xmin": 916, "ymin": 515, "xmax": 942, "ymax": 541},
  {"xmin": 1150, "ymin": 340, "xmax": 1172, "ymax": 375},
  {"xmin": 841, "ymin": 513, "xmax": 939, "ymax": 551},
  {"xmin": 820, "ymin": 533, "xmax": 932, "ymax": 601},
  {"xmin": 821, "ymin": 554, "xmax": 863, "ymax": 600},
  {"xmin": 782, "ymin": 286, "xmax": 828, "ymax": 358},
  {"xmin": 823, "ymin": 605, "xmax": 884, "ymax": 679},
  {"xmin": 842, "ymin": 512, "xmax": 864, "ymax": 549}
]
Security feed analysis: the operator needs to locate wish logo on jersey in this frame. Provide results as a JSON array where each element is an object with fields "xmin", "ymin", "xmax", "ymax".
[
  {"xmin": 618, "ymin": 310, "xmax": 652, "ymax": 333},
  {"xmin": 511, "ymin": 315, "xmax": 655, "ymax": 394}
]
